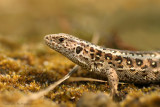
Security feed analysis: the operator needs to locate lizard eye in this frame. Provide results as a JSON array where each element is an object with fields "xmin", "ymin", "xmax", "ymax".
[{"xmin": 59, "ymin": 38, "xmax": 64, "ymax": 42}]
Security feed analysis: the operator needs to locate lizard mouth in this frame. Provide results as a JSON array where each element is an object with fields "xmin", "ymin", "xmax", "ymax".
[
  {"xmin": 44, "ymin": 35, "xmax": 49, "ymax": 41},
  {"xmin": 44, "ymin": 34, "xmax": 53, "ymax": 47},
  {"xmin": 44, "ymin": 34, "xmax": 63, "ymax": 51}
]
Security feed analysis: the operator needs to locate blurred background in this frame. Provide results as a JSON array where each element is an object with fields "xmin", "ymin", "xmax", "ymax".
[{"xmin": 0, "ymin": 0, "xmax": 160, "ymax": 50}]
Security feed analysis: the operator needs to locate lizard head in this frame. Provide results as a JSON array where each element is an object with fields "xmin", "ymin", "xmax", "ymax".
[
  {"xmin": 44, "ymin": 33, "xmax": 91, "ymax": 69},
  {"xmin": 44, "ymin": 33, "xmax": 80, "ymax": 54}
]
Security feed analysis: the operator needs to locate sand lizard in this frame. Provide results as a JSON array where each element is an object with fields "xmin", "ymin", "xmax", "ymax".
[{"xmin": 44, "ymin": 33, "xmax": 160, "ymax": 97}]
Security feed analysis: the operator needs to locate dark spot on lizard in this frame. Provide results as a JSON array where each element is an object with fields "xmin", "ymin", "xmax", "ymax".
[
  {"xmin": 129, "ymin": 52, "xmax": 134, "ymax": 56},
  {"xmin": 136, "ymin": 59, "xmax": 143, "ymax": 66},
  {"xmin": 153, "ymin": 71, "xmax": 159, "ymax": 75},
  {"xmin": 112, "ymin": 63, "xmax": 115, "ymax": 67},
  {"xmin": 118, "ymin": 65, "xmax": 123, "ymax": 68},
  {"xmin": 142, "ymin": 72, "xmax": 148, "ymax": 77},
  {"xmin": 117, "ymin": 65, "xmax": 123, "ymax": 72},
  {"xmin": 151, "ymin": 61, "xmax": 157, "ymax": 68},
  {"xmin": 124, "ymin": 74, "xmax": 129, "ymax": 78},
  {"xmin": 95, "ymin": 57, "xmax": 100, "ymax": 61},
  {"xmin": 130, "ymin": 68, "xmax": 135, "ymax": 72},
  {"xmin": 148, "ymin": 59, "xmax": 157, "ymax": 68},
  {"xmin": 141, "ymin": 65, "xmax": 148, "ymax": 69},
  {"xmin": 45, "ymin": 36, "xmax": 49, "ymax": 40},
  {"xmin": 115, "ymin": 56, "xmax": 123, "ymax": 64},
  {"xmin": 59, "ymin": 38, "xmax": 64, "ymax": 42},
  {"xmin": 80, "ymin": 43, "xmax": 85, "ymax": 46},
  {"xmin": 136, "ymin": 53, "xmax": 143, "ymax": 57},
  {"xmin": 105, "ymin": 53, "xmax": 112, "ymax": 60},
  {"xmin": 96, "ymin": 50, "xmax": 102, "ymax": 56},
  {"xmin": 112, "ymin": 50, "xmax": 117, "ymax": 53},
  {"xmin": 117, "ymin": 70, "xmax": 123, "ymax": 72},
  {"xmin": 84, "ymin": 49, "xmax": 88, "ymax": 53},
  {"xmin": 135, "ymin": 72, "xmax": 139, "ymax": 75},
  {"xmin": 125, "ymin": 57, "xmax": 132, "ymax": 65},
  {"xmin": 100, "ymin": 60, "xmax": 104, "ymax": 62},
  {"xmin": 76, "ymin": 46, "xmax": 83, "ymax": 54},
  {"xmin": 108, "ymin": 62, "xmax": 113, "ymax": 65},
  {"xmin": 102, "ymin": 48, "xmax": 106, "ymax": 50},
  {"xmin": 141, "ymin": 70, "xmax": 147, "ymax": 73},
  {"xmin": 94, "ymin": 63, "xmax": 103, "ymax": 68},
  {"xmin": 90, "ymin": 53, "xmax": 94, "ymax": 59},
  {"xmin": 90, "ymin": 47, "xmax": 95, "ymax": 52},
  {"xmin": 84, "ymin": 57, "xmax": 88, "ymax": 61},
  {"xmin": 122, "ymin": 52, "xmax": 128, "ymax": 55},
  {"xmin": 86, "ymin": 44, "xmax": 90, "ymax": 47},
  {"xmin": 149, "ymin": 53, "xmax": 156, "ymax": 57}
]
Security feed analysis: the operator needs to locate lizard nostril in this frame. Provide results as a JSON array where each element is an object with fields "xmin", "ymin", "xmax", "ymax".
[
  {"xmin": 46, "ymin": 36, "xmax": 48, "ymax": 40},
  {"xmin": 44, "ymin": 35, "xmax": 49, "ymax": 41}
]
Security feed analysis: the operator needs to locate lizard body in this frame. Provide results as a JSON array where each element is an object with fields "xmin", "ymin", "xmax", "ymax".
[{"xmin": 44, "ymin": 33, "xmax": 160, "ymax": 96}]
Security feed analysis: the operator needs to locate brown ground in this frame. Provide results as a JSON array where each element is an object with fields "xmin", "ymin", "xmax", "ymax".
[{"xmin": 0, "ymin": 0, "xmax": 160, "ymax": 107}]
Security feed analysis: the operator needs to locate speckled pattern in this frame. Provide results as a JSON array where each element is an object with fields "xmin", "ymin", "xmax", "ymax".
[{"xmin": 44, "ymin": 33, "xmax": 160, "ymax": 97}]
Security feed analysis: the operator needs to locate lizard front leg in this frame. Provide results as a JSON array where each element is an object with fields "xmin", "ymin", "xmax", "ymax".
[
  {"xmin": 92, "ymin": 64, "xmax": 119, "ymax": 98},
  {"xmin": 106, "ymin": 68, "xmax": 119, "ymax": 98}
]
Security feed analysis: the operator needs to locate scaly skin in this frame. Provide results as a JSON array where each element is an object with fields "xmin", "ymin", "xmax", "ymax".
[{"xmin": 44, "ymin": 33, "xmax": 160, "ymax": 97}]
